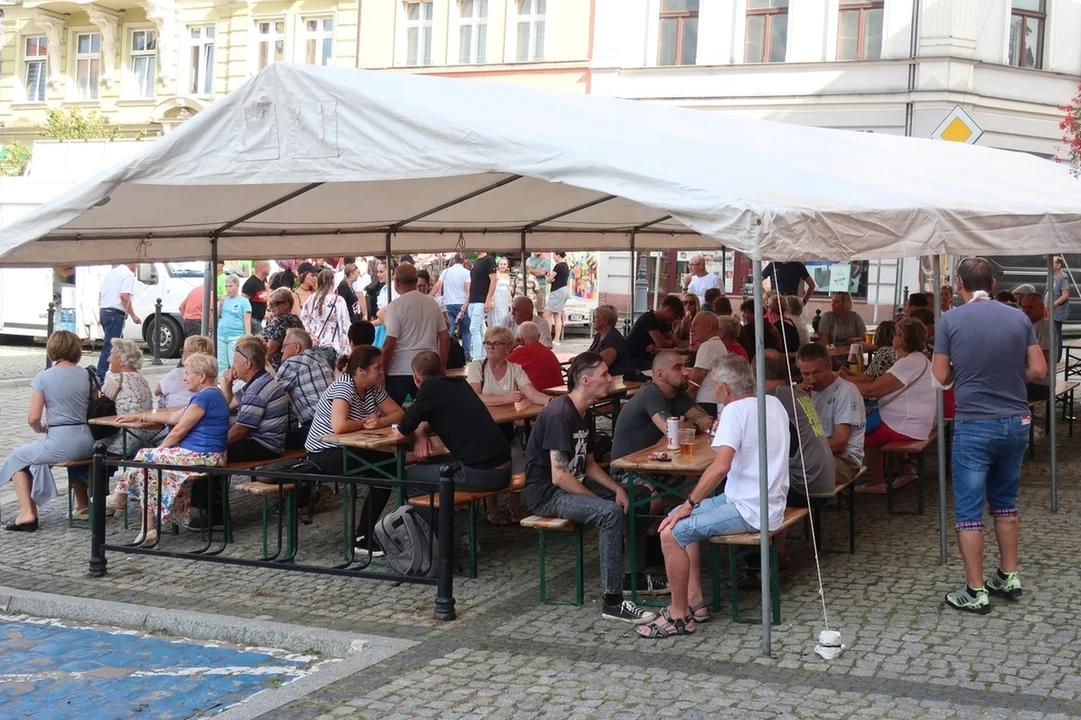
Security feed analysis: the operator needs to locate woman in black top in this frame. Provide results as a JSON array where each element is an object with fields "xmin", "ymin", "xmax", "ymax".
[
  {"xmin": 588, "ymin": 304, "xmax": 626, "ymax": 375},
  {"xmin": 337, "ymin": 263, "xmax": 361, "ymax": 323}
]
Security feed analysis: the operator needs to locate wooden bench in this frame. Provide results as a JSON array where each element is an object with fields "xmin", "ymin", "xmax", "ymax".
[
  {"xmin": 236, "ymin": 481, "xmax": 299, "ymax": 560},
  {"xmin": 709, "ymin": 506, "xmax": 810, "ymax": 624},
  {"xmin": 520, "ymin": 514, "xmax": 584, "ymax": 606},
  {"xmin": 882, "ymin": 429, "xmax": 937, "ymax": 515},
  {"xmin": 54, "ymin": 460, "xmax": 94, "ymax": 529},
  {"xmin": 802, "ymin": 466, "xmax": 865, "ymax": 555},
  {"xmin": 409, "ymin": 472, "xmax": 526, "ymax": 579},
  {"xmin": 1027, "ymin": 380, "xmax": 1078, "ymax": 460}
]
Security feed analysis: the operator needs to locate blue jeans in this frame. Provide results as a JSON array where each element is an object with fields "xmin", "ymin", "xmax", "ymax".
[
  {"xmin": 467, "ymin": 303, "xmax": 487, "ymax": 360},
  {"xmin": 446, "ymin": 303, "xmax": 468, "ymax": 346},
  {"xmin": 670, "ymin": 493, "xmax": 753, "ymax": 548},
  {"xmin": 951, "ymin": 415, "xmax": 1029, "ymax": 531},
  {"xmin": 97, "ymin": 309, "xmax": 126, "ymax": 380}
]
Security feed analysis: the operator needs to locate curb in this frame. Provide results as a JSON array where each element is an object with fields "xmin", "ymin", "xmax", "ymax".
[
  {"xmin": 0, "ymin": 585, "xmax": 416, "ymax": 719},
  {"xmin": 0, "ymin": 364, "xmax": 175, "ymax": 389}
]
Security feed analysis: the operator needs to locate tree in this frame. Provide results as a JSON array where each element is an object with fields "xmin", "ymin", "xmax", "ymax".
[
  {"xmin": 39, "ymin": 107, "xmax": 120, "ymax": 140},
  {"xmin": 1057, "ymin": 83, "xmax": 1081, "ymax": 177},
  {"xmin": 0, "ymin": 141, "xmax": 32, "ymax": 176}
]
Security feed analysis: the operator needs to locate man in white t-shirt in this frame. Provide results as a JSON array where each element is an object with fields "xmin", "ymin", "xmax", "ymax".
[
  {"xmin": 503, "ymin": 296, "xmax": 553, "ymax": 348},
  {"xmin": 637, "ymin": 354, "xmax": 790, "ymax": 639},
  {"xmin": 686, "ymin": 311, "xmax": 728, "ymax": 418},
  {"xmin": 684, "ymin": 255, "xmax": 721, "ymax": 307},
  {"xmin": 434, "ymin": 254, "xmax": 471, "ymax": 347},
  {"xmin": 796, "ymin": 342, "xmax": 866, "ymax": 485},
  {"xmin": 97, "ymin": 263, "xmax": 141, "ymax": 381},
  {"xmin": 382, "ymin": 263, "xmax": 450, "ymax": 405}
]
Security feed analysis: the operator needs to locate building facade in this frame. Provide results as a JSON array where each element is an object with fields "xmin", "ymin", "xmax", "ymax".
[{"xmin": 0, "ymin": 0, "xmax": 590, "ymax": 141}]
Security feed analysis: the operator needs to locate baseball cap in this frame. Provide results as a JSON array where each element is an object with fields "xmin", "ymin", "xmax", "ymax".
[{"xmin": 296, "ymin": 261, "xmax": 318, "ymax": 276}]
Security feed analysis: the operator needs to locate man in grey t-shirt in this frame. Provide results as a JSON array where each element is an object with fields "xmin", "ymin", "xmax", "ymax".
[
  {"xmin": 762, "ymin": 351, "xmax": 835, "ymax": 498},
  {"xmin": 933, "ymin": 257, "xmax": 1046, "ymax": 615},
  {"xmin": 1049, "ymin": 256, "xmax": 1070, "ymax": 361},
  {"xmin": 796, "ymin": 343, "xmax": 865, "ymax": 486}
]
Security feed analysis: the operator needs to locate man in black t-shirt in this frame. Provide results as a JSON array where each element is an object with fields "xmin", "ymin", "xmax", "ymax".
[
  {"xmin": 761, "ymin": 261, "xmax": 815, "ymax": 303},
  {"xmin": 467, "ymin": 252, "xmax": 497, "ymax": 361},
  {"xmin": 544, "ymin": 251, "xmax": 571, "ymax": 344},
  {"xmin": 396, "ymin": 351, "xmax": 511, "ymax": 528},
  {"xmin": 625, "ymin": 295, "xmax": 685, "ymax": 372},
  {"xmin": 524, "ymin": 352, "xmax": 661, "ymax": 625},
  {"xmin": 242, "ymin": 261, "xmax": 271, "ymax": 334}
]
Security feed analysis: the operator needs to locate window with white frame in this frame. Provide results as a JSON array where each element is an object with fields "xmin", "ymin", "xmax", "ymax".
[
  {"xmin": 304, "ymin": 17, "xmax": 334, "ymax": 66},
  {"xmin": 23, "ymin": 36, "xmax": 47, "ymax": 102},
  {"xmin": 515, "ymin": 0, "xmax": 545, "ymax": 62},
  {"xmin": 74, "ymin": 32, "xmax": 101, "ymax": 100},
  {"xmin": 404, "ymin": 2, "xmax": 433, "ymax": 66},
  {"xmin": 130, "ymin": 29, "xmax": 157, "ymax": 98},
  {"xmin": 458, "ymin": 0, "xmax": 487, "ymax": 64},
  {"xmin": 256, "ymin": 19, "xmax": 285, "ymax": 70},
  {"xmin": 188, "ymin": 25, "xmax": 215, "ymax": 95}
]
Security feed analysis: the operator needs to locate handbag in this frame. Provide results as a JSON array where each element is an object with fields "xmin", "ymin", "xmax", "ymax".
[
  {"xmin": 864, "ymin": 356, "xmax": 929, "ymax": 434},
  {"xmin": 85, "ymin": 367, "xmax": 119, "ymax": 441}
]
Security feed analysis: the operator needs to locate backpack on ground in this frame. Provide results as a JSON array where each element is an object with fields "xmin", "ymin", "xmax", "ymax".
[{"xmin": 373, "ymin": 506, "xmax": 438, "ymax": 577}]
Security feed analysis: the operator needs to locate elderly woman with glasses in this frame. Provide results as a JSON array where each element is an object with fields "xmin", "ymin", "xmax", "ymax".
[
  {"xmin": 262, "ymin": 287, "xmax": 305, "ymax": 369},
  {"xmin": 106, "ymin": 352, "xmax": 230, "ymax": 544}
]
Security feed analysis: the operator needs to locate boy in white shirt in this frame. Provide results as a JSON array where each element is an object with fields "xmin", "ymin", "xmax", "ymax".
[{"xmin": 637, "ymin": 354, "xmax": 790, "ymax": 639}]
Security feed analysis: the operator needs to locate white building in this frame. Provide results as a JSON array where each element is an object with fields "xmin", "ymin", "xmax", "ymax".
[{"xmin": 590, "ymin": 0, "xmax": 1081, "ymax": 320}]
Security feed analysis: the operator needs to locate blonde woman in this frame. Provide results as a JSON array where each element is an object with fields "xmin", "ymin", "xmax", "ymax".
[
  {"xmin": 817, "ymin": 291, "xmax": 866, "ymax": 346},
  {"xmin": 156, "ymin": 335, "xmax": 215, "ymax": 408},
  {"xmin": 301, "ymin": 268, "xmax": 352, "ymax": 356},
  {"xmin": 216, "ymin": 274, "xmax": 252, "ymax": 374},
  {"xmin": 107, "ymin": 353, "xmax": 230, "ymax": 544}
]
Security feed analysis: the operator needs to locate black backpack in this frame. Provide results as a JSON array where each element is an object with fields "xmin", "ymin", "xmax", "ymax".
[{"xmin": 85, "ymin": 367, "xmax": 118, "ymax": 441}]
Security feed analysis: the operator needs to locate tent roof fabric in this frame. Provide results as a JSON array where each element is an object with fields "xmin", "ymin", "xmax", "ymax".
[{"xmin": 1, "ymin": 63, "xmax": 1080, "ymax": 266}]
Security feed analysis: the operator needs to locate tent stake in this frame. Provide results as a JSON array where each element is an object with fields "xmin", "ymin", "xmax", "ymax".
[
  {"xmin": 1048, "ymin": 255, "xmax": 1058, "ymax": 512},
  {"xmin": 752, "ymin": 259, "xmax": 771, "ymax": 656},
  {"xmin": 933, "ymin": 258, "xmax": 947, "ymax": 565}
]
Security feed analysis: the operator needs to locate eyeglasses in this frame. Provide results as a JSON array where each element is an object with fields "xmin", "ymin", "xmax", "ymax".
[
  {"xmin": 483, "ymin": 341, "xmax": 508, "ymax": 349},
  {"xmin": 234, "ymin": 347, "xmax": 252, "ymax": 363}
]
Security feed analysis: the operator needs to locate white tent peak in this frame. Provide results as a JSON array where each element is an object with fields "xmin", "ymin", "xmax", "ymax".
[{"xmin": 1, "ymin": 62, "xmax": 1080, "ymax": 266}]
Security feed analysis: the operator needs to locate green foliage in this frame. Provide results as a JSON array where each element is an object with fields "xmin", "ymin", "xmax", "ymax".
[
  {"xmin": 39, "ymin": 107, "xmax": 120, "ymax": 140},
  {"xmin": 0, "ymin": 141, "xmax": 32, "ymax": 176}
]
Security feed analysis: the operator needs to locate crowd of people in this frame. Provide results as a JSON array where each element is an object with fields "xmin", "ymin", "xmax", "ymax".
[{"xmin": 0, "ymin": 253, "xmax": 1065, "ymax": 629}]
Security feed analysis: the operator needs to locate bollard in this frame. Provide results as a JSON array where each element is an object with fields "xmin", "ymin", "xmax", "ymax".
[
  {"xmin": 88, "ymin": 443, "xmax": 108, "ymax": 578},
  {"xmin": 812, "ymin": 308, "xmax": 822, "ymax": 333},
  {"xmin": 434, "ymin": 466, "xmax": 457, "ymax": 621},
  {"xmin": 45, "ymin": 302, "xmax": 55, "ymax": 369},
  {"xmin": 151, "ymin": 298, "xmax": 163, "ymax": 366},
  {"xmin": 902, "ymin": 285, "xmax": 909, "ymax": 302}
]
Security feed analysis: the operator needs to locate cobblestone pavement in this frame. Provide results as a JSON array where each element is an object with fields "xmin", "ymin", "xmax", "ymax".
[
  {"xmin": 0, "ymin": 615, "xmax": 313, "ymax": 718},
  {"xmin": 0, "ymin": 338, "xmax": 174, "ymax": 387},
  {"xmin": 0, "ymin": 355, "xmax": 1079, "ymax": 717}
]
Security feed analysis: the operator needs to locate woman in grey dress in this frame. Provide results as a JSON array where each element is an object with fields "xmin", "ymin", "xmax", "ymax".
[{"xmin": 0, "ymin": 331, "xmax": 97, "ymax": 531}]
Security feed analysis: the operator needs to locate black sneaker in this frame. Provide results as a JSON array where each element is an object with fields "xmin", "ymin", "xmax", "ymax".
[
  {"xmin": 186, "ymin": 513, "xmax": 224, "ymax": 532},
  {"xmin": 602, "ymin": 599, "xmax": 656, "ymax": 624},
  {"xmin": 353, "ymin": 535, "xmax": 385, "ymax": 558},
  {"xmin": 623, "ymin": 573, "xmax": 670, "ymax": 596}
]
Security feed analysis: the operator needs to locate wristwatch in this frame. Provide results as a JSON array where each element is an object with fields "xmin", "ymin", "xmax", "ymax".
[{"xmin": 687, "ymin": 498, "xmax": 698, "ymax": 509}]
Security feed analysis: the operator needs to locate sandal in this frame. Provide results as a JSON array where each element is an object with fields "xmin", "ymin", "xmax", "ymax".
[
  {"xmin": 635, "ymin": 608, "xmax": 695, "ymax": 639},
  {"xmin": 689, "ymin": 601, "xmax": 710, "ymax": 623},
  {"xmin": 106, "ymin": 493, "xmax": 128, "ymax": 512}
]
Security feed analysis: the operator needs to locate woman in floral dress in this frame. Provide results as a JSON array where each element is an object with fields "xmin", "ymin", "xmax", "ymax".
[{"xmin": 106, "ymin": 353, "xmax": 229, "ymax": 544}]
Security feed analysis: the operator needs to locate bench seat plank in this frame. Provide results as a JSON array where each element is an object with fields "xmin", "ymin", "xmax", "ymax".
[{"xmin": 709, "ymin": 507, "xmax": 809, "ymax": 546}]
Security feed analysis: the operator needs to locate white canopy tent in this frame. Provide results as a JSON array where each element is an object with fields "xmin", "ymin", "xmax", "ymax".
[
  {"xmin": 2, "ymin": 64, "xmax": 1079, "ymax": 655},
  {"xmin": 1, "ymin": 63, "xmax": 1080, "ymax": 265}
]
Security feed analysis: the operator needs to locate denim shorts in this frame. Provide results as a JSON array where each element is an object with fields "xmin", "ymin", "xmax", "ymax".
[
  {"xmin": 670, "ymin": 493, "xmax": 753, "ymax": 548},
  {"xmin": 951, "ymin": 415, "xmax": 1030, "ymax": 531}
]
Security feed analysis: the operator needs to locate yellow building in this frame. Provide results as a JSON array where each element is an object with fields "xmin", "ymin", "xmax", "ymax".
[{"xmin": 0, "ymin": 0, "xmax": 591, "ymax": 143}]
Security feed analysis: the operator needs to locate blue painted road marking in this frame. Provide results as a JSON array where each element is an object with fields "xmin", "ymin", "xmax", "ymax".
[{"xmin": 0, "ymin": 617, "xmax": 312, "ymax": 719}]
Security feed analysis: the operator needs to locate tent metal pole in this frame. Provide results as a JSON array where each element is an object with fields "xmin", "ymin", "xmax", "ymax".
[
  {"xmin": 385, "ymin": 231, "xmax": 393, "ymax": 287},
  {"xmin": 933, "ymin": 258, "xmax": 947, "ymax": 564},
  {"xmin": 201, "ymin": 260, "xmax": 212, "ymax": 335},
  {"xmin": 390, "ymin": 175, "xmax": 522, "ymax": 231},
  {"xmin": 1048, "ymin": 255, "xmax": 1058, "ymax": 512},
  {"xmin": 210, "ymin": 237, "xmax": 218, "ymax": 353},
  {"xmin": 520, "ymin": 231, "xmax": 527, "ymax": 299},
  {"xmin": 629, "ymin": 231, "xmax": 636, "ymax": 328},
  {"xmin": 752, "ymin": 259, "xmax": 771, "ymax": 655},
  {"xmin": 210, "ymin": 183, "xmax": 324, "ymax": 237}
]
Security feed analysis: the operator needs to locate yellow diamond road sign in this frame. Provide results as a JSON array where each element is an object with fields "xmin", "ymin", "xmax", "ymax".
[{"xmin": 932, "ymin": 105, "xmax": 983, "ymax": 144}]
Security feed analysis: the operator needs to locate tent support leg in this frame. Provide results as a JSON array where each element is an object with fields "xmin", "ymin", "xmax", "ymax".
[
  {"xmin": 752, "ymin": 259, "xmax": 771, "ymax": 656},
  {"xmin": 933, "ymin": 257, "xmax": 947, "ymax": 565},
  {"xmin": 385, "ymin": 231, "xmax": 393, "ymax": 292},
  {"xmin": 209, "ymin": 237, "xmax": 218, "ymax": 353},
  {"xmin": 1048, "ymin": 255, "xmax": 1058, "ymax": 512},
  {"xmin": 629, "ymin": 232, "xmax": 636, "ymax": 331},
  {"xmin": 201, "ymin": 260, "xmax": 212, "ymax": 336},
  {"xmin": 520, "ymin": 231, "xmax": 528, "ymax": 299}
]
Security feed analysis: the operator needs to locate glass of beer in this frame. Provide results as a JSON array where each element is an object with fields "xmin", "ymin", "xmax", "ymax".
[
  {"xmin": 678, "ymin": 429, "xmax": 695, "ymax": 458},
  {"xmin": 864, "ymin": 331, "xmax": 874, "ymax": 345}
]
